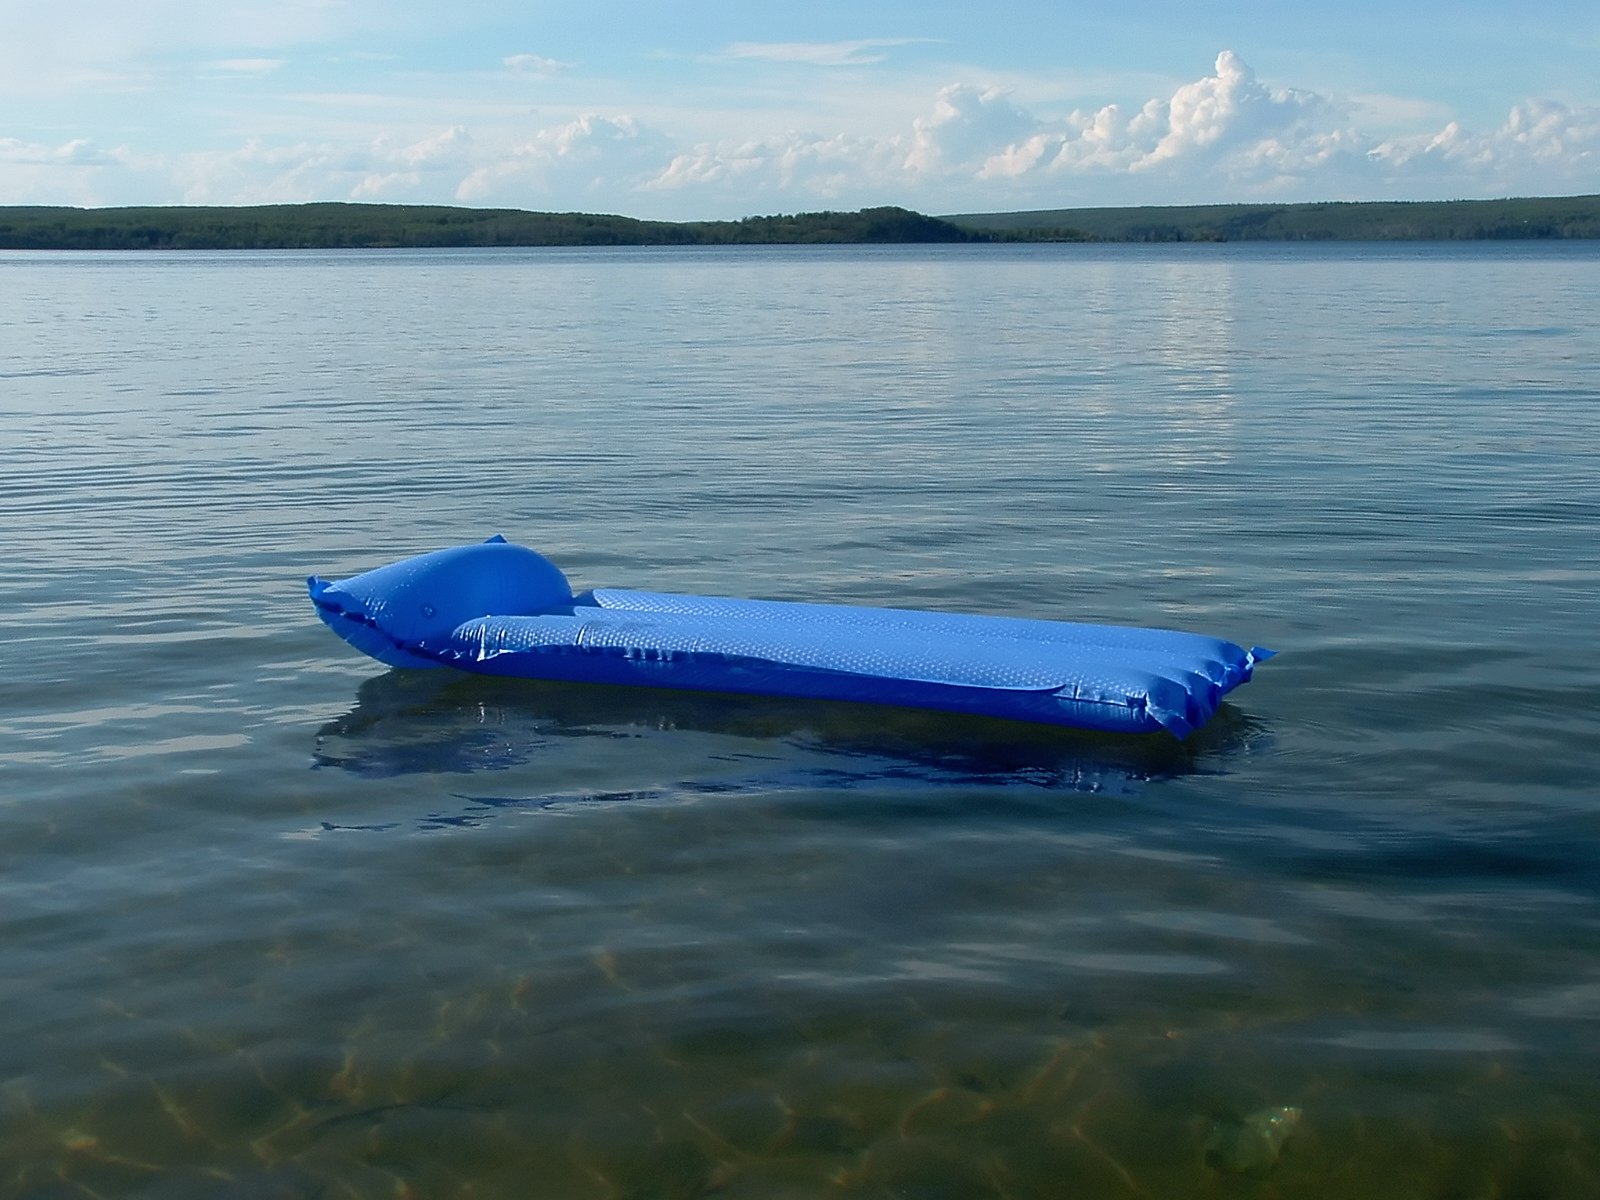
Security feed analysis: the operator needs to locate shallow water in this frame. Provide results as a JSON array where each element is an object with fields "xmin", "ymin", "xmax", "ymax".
[{"xmin": 3, "ymin": 242, "xmax": 1598, "ymax": 1197}]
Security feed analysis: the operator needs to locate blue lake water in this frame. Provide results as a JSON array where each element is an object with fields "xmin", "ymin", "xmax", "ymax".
[{"xmin": 2, "ymin": 241, "xmax": 1598, "ymax": 1197}]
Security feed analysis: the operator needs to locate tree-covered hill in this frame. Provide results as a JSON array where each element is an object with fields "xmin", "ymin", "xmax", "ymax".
[
  {"xmin": 946, "ymin": 195, "xmax": 1600, "ymax": 242},
  {"xmin": 0, "ymin": 204, "xmax": 974, "ymax": 250},
  {"xmin": 3, "ymin": 195, "xmax": 1598, "ymax": 249}
]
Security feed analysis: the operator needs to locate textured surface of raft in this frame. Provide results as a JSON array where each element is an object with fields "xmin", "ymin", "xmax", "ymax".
[{"xmin": 308, "ymin": 539, "xmax": 1273, "ymax": 738}]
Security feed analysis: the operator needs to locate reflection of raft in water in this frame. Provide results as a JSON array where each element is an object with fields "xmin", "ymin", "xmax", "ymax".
[{"xmin": 308, "ymin": 538, "xmax": 1274, "ymax": 739}]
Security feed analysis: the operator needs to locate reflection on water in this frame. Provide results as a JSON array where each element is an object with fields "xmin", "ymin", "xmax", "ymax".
[
  {"xmin": 1148, "ymin": 261, "xmax": 1239, "ymax": 470},
  {"xmin": 311, "ymin": 669, "xmax": 1270, "ymax": 812}
]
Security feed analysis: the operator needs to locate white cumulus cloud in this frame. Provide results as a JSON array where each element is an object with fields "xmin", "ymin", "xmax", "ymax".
[
  {"xmin": 645, "ymin": 130, "xmax": 899, "ymax": 212},
  {"xmin": 352, "ymin": 126, "xmax": 473, "ymax": 199},
  {"xmin": 1139, "ymin": 51, "xmax": 1329, "ymax": 166},
  {"xmin": 456, "ymin": 115, "xmax": 673, "ymax": 208},
  {"xmin": 171, "ymin": 127, "xmax": 474, "ymax": 204},
  {"xmin": 1368, "ymin": 98, "xmax": 1600, "ymax": 194},
  {"xmin": 911, "ymin": 51, "xmax": 1352, "ymax": 199},
  {"xmin": 905, "ymin": 84, "xmax": 1038, "ymax": 175}
]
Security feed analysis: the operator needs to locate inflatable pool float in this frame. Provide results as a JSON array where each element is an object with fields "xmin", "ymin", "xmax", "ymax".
[{"xmin": 308, "ymin": 538, "xmax": 1273, "ymax": 738}]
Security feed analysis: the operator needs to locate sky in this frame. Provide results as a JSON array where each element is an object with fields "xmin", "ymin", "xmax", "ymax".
[{"xmin": 3, "ymin": 1, "xmax": 1598, "ymax": 219}]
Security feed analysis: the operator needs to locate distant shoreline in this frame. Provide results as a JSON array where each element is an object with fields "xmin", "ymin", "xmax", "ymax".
[
  {"xmin": 948, "ymin": 195, "xmax": 1600, "ymax": 243},
  {"xmin": 2, "ymin": 195, "xmax": 1597, "ymax": 250}
]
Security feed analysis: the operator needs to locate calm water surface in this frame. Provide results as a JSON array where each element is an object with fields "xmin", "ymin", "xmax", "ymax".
[{"xmin": 2, "ymin": 243, "xmax": 1598, "ymax": 1198}]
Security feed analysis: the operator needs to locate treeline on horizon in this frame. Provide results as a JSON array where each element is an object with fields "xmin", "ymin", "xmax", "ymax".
[
  {"xmin": 949, "ymin": 194, "xmax": 1600, "ymax": 242},
  {"xmin": 1, "ymin": 195, "xmax": 1597, "ymax": 250},
  {"xmin": 0, "ymin": 204, "xmax": 972, "ymax": 250}
]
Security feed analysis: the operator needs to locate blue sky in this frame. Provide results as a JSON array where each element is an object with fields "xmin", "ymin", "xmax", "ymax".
[{"xmin": 3, "ymin": 0, "xmax": 1597, "ymax": 217}]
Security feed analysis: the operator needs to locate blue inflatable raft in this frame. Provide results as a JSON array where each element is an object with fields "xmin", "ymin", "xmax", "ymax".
[{"xmin": 308, "ymin": 538, "xmax": 1273, "ymax": 738}]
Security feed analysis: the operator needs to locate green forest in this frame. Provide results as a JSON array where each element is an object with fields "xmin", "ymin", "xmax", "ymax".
[
  {"xmin": 1, "ymin": 195, "xmax": 1597, "ymax": 249},
  {"xmin": 0, "ymin": 204, "xmax": 971, "ymax": 250},
  {"xmin": 947, "ymin": 194, "xmax": 1600, "ymax": 242}
]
